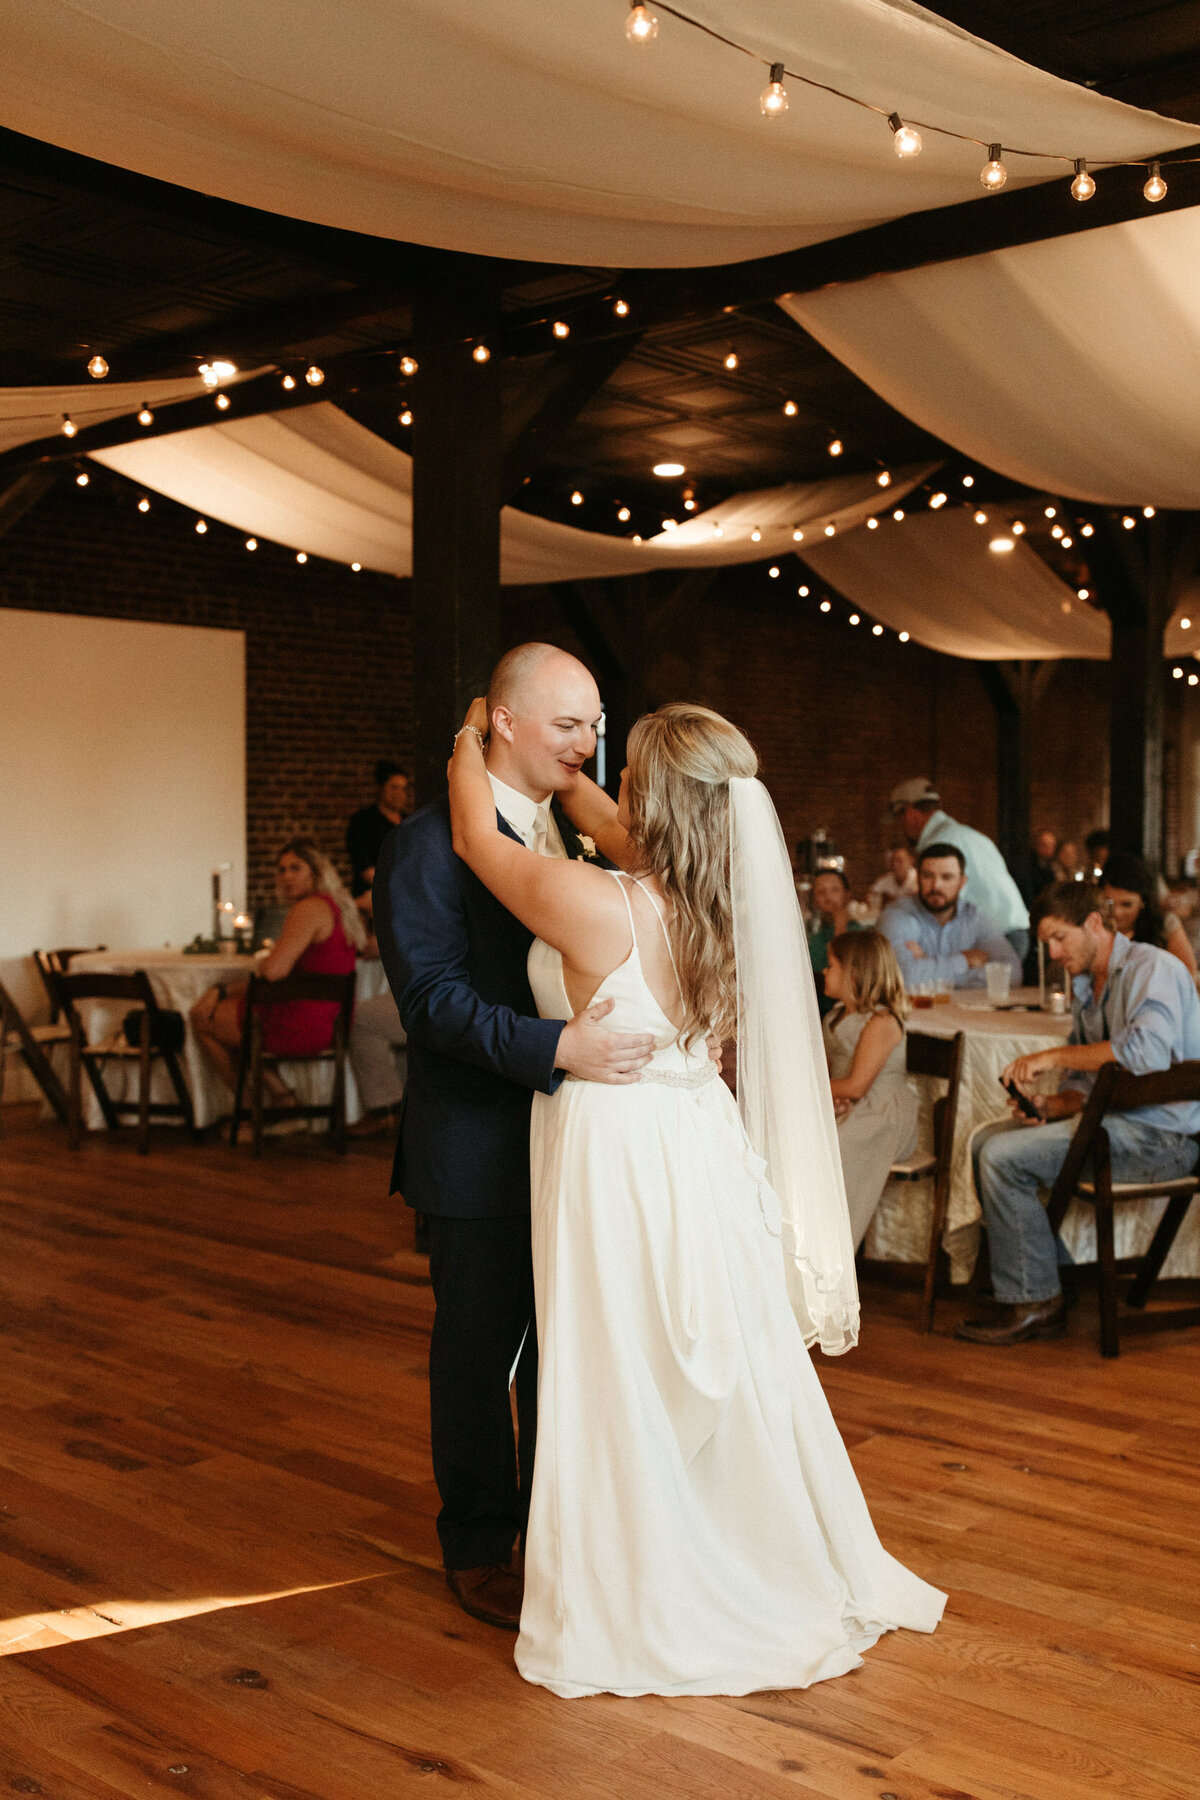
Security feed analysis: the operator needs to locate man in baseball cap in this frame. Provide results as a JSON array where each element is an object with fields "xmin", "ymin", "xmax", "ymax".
[{"xmin": 888, "ymin": 779, "xmax": 1029, "ymax": 960}]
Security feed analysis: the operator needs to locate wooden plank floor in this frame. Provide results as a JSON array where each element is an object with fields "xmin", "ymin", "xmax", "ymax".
[{"xmin": 1, "ymin": 1106, "xmax": 1197, "ymax": 1800}]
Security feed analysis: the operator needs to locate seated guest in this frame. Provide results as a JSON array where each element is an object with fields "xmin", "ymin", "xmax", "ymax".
[
  {"xmin": 889, "ymin": 778, "xmax": 1029, "ymax": 960},
  {"xmin": 823, "ymin": 930, "xmax": 919, "ymax": 1250},
  {"xmin": 1084, "ymin": 827, "xmax": 1110, "ymax": 879},
  {"xmin": 879, "ymin": 845, "xmax": 1021, "ymax": 991},
  {"xmin": 957, "ymin": 881, "xmax": 1200, "ymax": 1345},
  {"xmin": 807, "ymin": 868, "xmax": 864, "ymax": 1014},
  {"xmin": 347, "ymin": 762, "xmax": 414, "ymax": 913},
  {"xmin": 347, "ymin": 992, "xmax": 408, "ymax": 1136},
  {"xmin": 1054, "ymin": 840, "xmax": 1083, "ymax": 880},
  {"xmin": 192, "ymin": 839, "xmax": 366, "ymax": 1104},
  {"xmin": 867, "ymin": 845, "xmax": 917, "ymax": 915},
  {"xmin": 1102, "ymin": 851, "xmax": 1198, "ymax": 982},
  {"xmin": 1016, "ymin": 829, "xmax": 1059, "ymax": 907}
]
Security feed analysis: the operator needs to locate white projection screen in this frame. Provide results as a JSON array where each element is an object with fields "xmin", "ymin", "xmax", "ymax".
[{"xmin": 0, "ymin": 608, "xmax": 246, "ymax": 1046}]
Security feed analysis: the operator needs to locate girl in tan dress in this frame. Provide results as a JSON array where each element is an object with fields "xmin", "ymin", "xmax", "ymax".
[{"xmin": 822, "ymin": 930, "xmax": 919, "ymax": 1249}]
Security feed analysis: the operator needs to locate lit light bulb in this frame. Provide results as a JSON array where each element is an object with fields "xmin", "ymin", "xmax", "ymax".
[
  {"xmin": 981, "ymin": 143, "xmax": 1007, "ymax": 191},
  {"xmin": 1081, "ymin": 523, "xmax": 1094, "ymax": 537},
  {"xmin": 614, "ymin": 298, "xmax": 629, "ymax": 317},
  {"xmin": 1123, "ymin": 515, "xmax": 1136, "ymax": 529},
  {"xmin": 246, "ymin": 537, "xmax": 257, "ymax": 551},
  {"xmin": 1182, "ymin": 616, "xmax": 1192, "ymax": 629},
  {"xmin": 281, "ymin": 373, "xmax": 296, "ymax": 390},
  {"xmin": 713, "ymin": 525, "xmax": 724, "ymax": 538},
  {"xmin": 352, "ymin": 562, "xmax": 362, "ymax": 572},
  {"xmin": 877, "ymin": 470, "xmax": 891, "ymax": 487},
  {"xmin": 653, "ymin": 461, "xmax": 685, "ymax": 476},
  {"xmin": 824, "ymin": 523, "xmax": 835, "ymax": 537},
  {"xmin": 61, "ymin": 414, "xmax": 77, "ymax": 437},
  {"xmin": 137, "ymin": 497, "xmax": 150, "ymax": 513},
  {"xmin": 962, "ymin": 474, "xmax": 974, "ymax": 488},
  {"xmin": 1071, "ymin": 158, "xmax": 1095, "ymax": 202},
  {"xmin": 1061, "ymin": 600, "xmax": 1072, "ymax": 614},
  {"xmin": 828, "ymin": 437, "xmax": 843, "ymax": 456},
  {"xmin": 820, "ymin": 600, "xmax": 831, "ymax": 613},
  {"xmin": 625, "ymin": 4, "xmax": 658, "ymax": 45},
  {"xmin": 723, "ymin": 349, "xmax": 739, "ymax": 371},
  {"xmin": 872, "ymin": 623, "xmax": 884, "ymax": 636},
  {"xmin": 783, "ymin": 399, "xmax": 797, "ymax": 417},
  {"xmin": 632, "ymin": 535, "xmax": 642, "ymax": 543},
  {"xmin": 305, "ymin": 364, "xmax": 324, "ymax": 386},
  {"xmin": 1190, "ymin": 673, "xmax": 1199, "ymax": 687},
  {"xmin": 974, "ymin": 510, "xmax": 988, "ymax": 525},
  {"xmin": 87, "ymin": 354, "xmax": 109, "ymax": 379},
  {"xmin": 768, "ymin": 565, "xmax": 780, "ymax": 578},
  {"xmin": 899, "ymin": 631, "xmax": 910, "ymax": 642},
  {"xmin": 888, "ymin": 113, "xmax": 922, "ymax": 158},
  {"xmin": 893, "ymin": 508, "xmax": 906, "ymax": 521},
  {"xmin": 759, "ymin": 63, "xmax": 788, "ymax": 118},
  {"xmin": 399, "ymin": 409, "xmax": 413, "ymax": 426},
  {"xmin": 552, "ymin": 320, "xmax": 570, "ymax": 339},
  {"xmin": 1061, "ymin": 534, "xmax": 1073, "ymax": 548},
  {"xmin": 989, "ymin": 535, "xmax": 1015, "ymax": 554},
  {"xmin": 199, "ymin": 360, "xmax": 237, "ymax": 387},
  {"xmin": 1078, "ymin": 588, "xmax": 1091, "ymax": 601},
  {"xmin": 849, "ymin": 613, "xmax": 860, "ymax": 625},
  {"xmin": 792, "ymin": 527, "xmax": 804, "ymax": 542},
  {"xmin": 750, "ymin": 527, "xmax": 762, "ymax": 542},
  {"xmin": 75, "ymin": 471, "xmax": 89, "ymax": 487},
  {"xmin": 215, "ymin": 392, "xmax": 231, "ymax": 410},
  {"xmin": 929, "ymin": 491, "xmax": 947, "ymax": 509},
  {"xmin": 296, "ymin": 551, "xmax": 307, "ymax": 564},
  {"xmin": 472, "ymin": 343, "xmax": 491, "ymax": 363},
  {"xmin": 1174, "ymin": 666, "xmax": 1185, "ymax": 679},
  {"xmin": 571, "ymin": 490, "xmax": 584, "ymax": 506},
  {"xmin": 798, "ymin": 585, "xmax": 809, "ymax": 597},
  {"xmin": 1044, "ymin": 505, "xmax": 1057, "ymax": 519},
  {"xmin": 1051, "ymin": 524, "xmax": 1064, "ymax": 539},
  {"xmin": 1144, "ymin": 161, "xmax": 1167, "ymax": 203},
  {"xmin": 1012, "ymin": 520, "xmax": 1025, "ymax": 535},
  {"xmin": 618, "ymin": 506, "xmax": 631, "ymax": 522},
  {"xmin": 1143, "ymin": 505, "xmax": 1156, "ymax": 518},
  {"xmin": 400, "ymin": 356, "xmax": 418, "ymax": 377},
  {"xmin": 196, "ymin": 519, "xmax": 207, "ymax": 533},
  {"xmin": 684, "ymin": 498, "xmax": 696, "ymax": 511},
  {"xmin": 661, "ymin": 518, "xmax": 678, "ymax": 531},
  {"xmin": 137, "ymin": 403, "xmax": 153, "ymax": 426},
  {"xmin": 867, "ymin": 517, "xmax": 879, "ymax": 529}
]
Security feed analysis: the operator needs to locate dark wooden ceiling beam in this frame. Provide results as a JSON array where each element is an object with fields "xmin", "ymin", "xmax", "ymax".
[{"xmin": 500, "ymin": 333, "xmax": 644, "ymax": 503}]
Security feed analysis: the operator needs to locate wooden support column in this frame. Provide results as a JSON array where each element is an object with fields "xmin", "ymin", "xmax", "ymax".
[
  {"xmin": 410, "ymin": 263, "xmax": 502, "ymax": 803},
  {"xmin": 977, "ymin": 662, "xmax": 1055, "ymax": 872}
]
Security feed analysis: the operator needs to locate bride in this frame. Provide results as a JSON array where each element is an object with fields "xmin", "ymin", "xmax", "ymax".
[{"xmin": 448, "ymin": 697, "xmax": 944, "ymax": 1699}]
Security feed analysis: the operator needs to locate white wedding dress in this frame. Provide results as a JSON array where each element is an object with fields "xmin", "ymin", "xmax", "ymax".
[{"xmin": 516, "ymin": 871, "xmax": 945, "ymax": 1699}]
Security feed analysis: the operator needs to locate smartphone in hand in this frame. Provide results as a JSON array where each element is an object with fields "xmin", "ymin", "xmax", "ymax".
[{"xmin": 1000, "ymin": 1075, "xmax": 1040, "ymax": 1120}]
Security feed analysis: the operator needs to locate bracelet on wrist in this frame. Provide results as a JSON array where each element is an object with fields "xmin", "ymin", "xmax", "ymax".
[{"xmin": 454, "ymin": 726, "xmax": 486, "ymax": 752}]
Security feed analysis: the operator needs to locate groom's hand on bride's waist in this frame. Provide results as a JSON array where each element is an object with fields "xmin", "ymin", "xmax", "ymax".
[{"xmin": 555, "ymin": 999, "xmax": 656, "ymax": 1085}]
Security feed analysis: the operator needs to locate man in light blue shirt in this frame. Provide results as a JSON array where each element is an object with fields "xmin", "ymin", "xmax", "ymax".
[
  {"xmin": 879, "ymin": 844, "xmax": 1021, "ymax": 991},
  {"xmin": 889, "ymin": 777, "xmax": 1029, "ymax": 959},
  {"xmin": 957, "ymin": 880, "xmax": 1200, "ymax": 1346}
]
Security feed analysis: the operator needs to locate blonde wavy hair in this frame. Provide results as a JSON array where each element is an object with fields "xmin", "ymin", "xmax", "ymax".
[
  {"xmin": 276, "ymin": 837, "xmax": 368, "ymax": 952},
  {"xmin": 828, "ymin": 929, "xmax": 910, "ymax": 1024},
  {"xmin": 624, "ymin": 703, "xmax": 758, "ymax": 1048}
]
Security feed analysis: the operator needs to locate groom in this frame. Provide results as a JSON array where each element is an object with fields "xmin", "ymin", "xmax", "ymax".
[{"xmin": 372, "ymin": 643, "xmax": 656, "ymax": 1629}]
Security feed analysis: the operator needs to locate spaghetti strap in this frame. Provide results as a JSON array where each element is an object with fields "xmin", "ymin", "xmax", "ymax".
[
  {"xmin": 605, "ymin": 868, "xmax": 639, "ymax": 950},
  {"xmin": 629, "ymin": 877, "xmax": 683, "ymax": 998}
]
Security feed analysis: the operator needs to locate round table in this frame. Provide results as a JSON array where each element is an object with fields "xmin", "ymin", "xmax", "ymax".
[
  {"xmin": 68, "ymin": 947, "xmax": 389, "ymax": 1130},
  {"xmin": 864, "ymin": 988, "xmax": 1200, "ymax": 1286}
]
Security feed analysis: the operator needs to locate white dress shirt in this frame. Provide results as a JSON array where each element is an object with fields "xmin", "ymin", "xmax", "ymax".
[{"xmin": 487, "ymin": 771, "xmax": 568, "ymax": 860}]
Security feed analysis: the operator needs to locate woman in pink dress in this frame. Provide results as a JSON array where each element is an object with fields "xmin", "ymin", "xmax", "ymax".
[{"xmin": 192, "ymin": 838, "xmax": 364, "ymax": 1104}]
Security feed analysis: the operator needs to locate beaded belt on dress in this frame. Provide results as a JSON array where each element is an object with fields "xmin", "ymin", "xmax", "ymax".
[{"xmin": 565, "ymin": 1061, "xmax": 718, "ymax": 1089}]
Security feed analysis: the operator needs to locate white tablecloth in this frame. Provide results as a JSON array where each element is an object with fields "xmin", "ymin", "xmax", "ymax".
[
  {"xmin": 67, "ymin": 947, "xmax": 389, "ymax": 1130},
  {"xmin": 863, "ymin": 989, "xmax": 1200, "ymax": 1284}
]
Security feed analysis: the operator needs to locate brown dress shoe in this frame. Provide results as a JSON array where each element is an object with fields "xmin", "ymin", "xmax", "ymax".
[
  {"xmin": 955, "ymin": 1295, "xmax": 1066, "ymax": 1346},
  {"xmin": 446, "ymin": 1563, "xmax": 524, "ymax": 1630}
]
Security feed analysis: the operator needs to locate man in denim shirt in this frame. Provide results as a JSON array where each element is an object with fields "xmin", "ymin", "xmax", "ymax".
[
  {"xmin": 879, "ymin": 844, "xmax": 1021, "ymax": 991},
  {"xmin": 958, "ymin": 880, "xmax": 1200, "ymax": 1345}
]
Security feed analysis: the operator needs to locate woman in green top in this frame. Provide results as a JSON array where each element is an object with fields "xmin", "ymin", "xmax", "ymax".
[{"xmin": 807, "ymin": 868, "xmax": 866, "ymax": 1014}]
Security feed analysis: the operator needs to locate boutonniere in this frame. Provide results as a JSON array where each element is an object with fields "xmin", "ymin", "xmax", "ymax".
[{"xmin": 577, "ymin": 835, "xmax": 598, "ymax": 859}]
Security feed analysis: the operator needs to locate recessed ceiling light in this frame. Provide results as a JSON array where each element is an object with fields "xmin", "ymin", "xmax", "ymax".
[{"xmin": 653, "ymin": 462, "xmax": 685, "ymax": 477}]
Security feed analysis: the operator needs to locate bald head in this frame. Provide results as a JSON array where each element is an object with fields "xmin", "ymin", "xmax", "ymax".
[{"xmin": 485, "ymin": 642, "xmax": 602, "ymax": 802}]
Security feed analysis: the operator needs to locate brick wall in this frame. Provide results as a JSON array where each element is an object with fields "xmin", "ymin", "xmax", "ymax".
[{"xmin": 3, "ymin": 471, "xmax": 1122, "ymax": 908}]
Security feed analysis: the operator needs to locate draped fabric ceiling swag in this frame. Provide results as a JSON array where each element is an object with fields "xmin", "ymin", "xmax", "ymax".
[{"xmin": 0, "ymin": 1, "xmax": 1194, "ymax": 267}]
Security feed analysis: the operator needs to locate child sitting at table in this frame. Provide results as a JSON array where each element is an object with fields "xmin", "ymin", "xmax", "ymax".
[{"xmin": 823, "ymin": 929, "xmax": 920, "ymax": 1249}]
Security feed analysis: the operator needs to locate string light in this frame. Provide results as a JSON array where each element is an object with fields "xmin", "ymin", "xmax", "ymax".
[
  {"xmin": 768, "ymin": 565, "xmax": 781, "ymax": 578},
  {"xmin": 712, "ymin": 524, "xmax": 724, "ymax": 537},
  {"xmin": 87, "ymin": 354, "xmax": 109, "ymax": 379},
  {"xmin": 399, "ymin": 409, "xmax": 413, "ymax": 426},
  {"xmin": 296, "ymin": 551, "xmax": 308, "ymax": 564},
  {"xmin": 1061, "ymin": 534, "xmax": 1073, "ymax": 548},
  {"xmin": 876, "ymin": 470, "xmax": 891, "ymax": 487},
  {"xmin": 1044, "ymin": 505, "xmax": 1057, "ymax": 518},
  {"xmin": 750, "ymin": 527, "xmax": 762, "ymax": 542},
  {"xmin": 1078, "ymin": 587, "xmax": 1090, "ymax": 600},
  {"xmin": 1051, "ymin": 524, "xmax": 1064, "ymax": 538},
  {"xmin": 472, "ymin": 343, "xmax": 491, "ymax": 363},
  {"xmin": 1061, "ymin": 599, "xmax": 1072, "ymax": 613},
  {"xmin": 783, "ymin": 399, "xmax": 798, "ymax": 417},
  {"xmin": 1012, "ymin": 520, "xmax": 1025, "ymax": 535},
  {"xmin": 625, "ymin": 4, "xmax": 659, "ymax": 44},
  {"xmin": 989, "ymin": 534, "xmax": 1015, "ymax": 554},
  {"xmin": 898, "ymin": 631, "xmax": 910, "ymax": 642},
  {"xmin": 981, "ymin": 144, "xmax": 1007, "ymax": 191},
  {"xmin": 552, "ymin": 320, "xmax": 570, "ymax": 339},
  {"xmin": 661, "ymin": 518, "xmax": 678, "ymax": 531},
  {"xmin": 137, "ymin": 403, "xmax": 153, "ymax": 426},
  {"xmin": 828, "ymin": 437, "xmax": 843, "ymax": 457},
  {"xmin": 75, "ymin": 471, "xmax": 89, "ymax": 487},
  {"xmin": 1122, "ymin": 515, "xmax": 1136, "ymax": 529},
  {"xmin": 1071, "ymin": 159, "xmax": 1095, "ymax": 201},
  {"xmin": 351, "ymin": 562, "xmax": 362, "ymax": 572},
  {"xmin": 61, "ymin": 414, "xmax": 77, "ymax": 437},
  {"xmin": 723, "ymin": 349, "xmax": 739, "ymax": 371},
  {"xmin": 1143, "ymin": 505, "xmax": 1156, "ymax": 518},
  {"xmin": 792, "ymin": 527, "xmax": 804, "ymax": 542},
  {"xmin": 137, "ymin": 496, "xmax": 150, "ymax": 513},
  {"xmin": 824, "ymin": 523, "xmax": 835, "ymax": 536},
  {"xmin": 888, "ymin": 113, "xmax": 922, "ymax": 158},
  {"xmin": 305, "ymin": 364, "xmax": 324, "ymax": 386},
  {"xmin": 684, "ymin": 497, "xmax": 696, "ymax": 511},
  {"xmin": 1144, "ymin": 161, "xmax": 1167, "ymax": 203},
  {"xmin": 653, "ymin": 461, "xmax": 685, "ymax": 476},
  {"xmin": 281, "ymin": 373, "xmax": 296, "ymax": 390},
  {"xmin": 246, "ymin": 537, "xmax": 257, "ymax": 551},
  {"xmin": 1182, "ymin": 616, "xmax": 1192, "ymax": 629},
  {"xmin": 617, "ymin": 506, "xmax": 631, "ymax": 521},
  {"xmin": 974, "ymin": 510, "xmax": 988, "ymax": 525},
  {"xmin": 759, "ymin": 63, "xmax": 788, "ymax": 117},
  {"xmin": 820, "ymin": 599, "xmax": 831, "ymax": 612},
  {"xmin": 1174, "ymin": 666, "xmax": 1185, "ymax": 678},
  {"xmin": 866, "ymin": 517, "xmax": 879, "ymax": 529},
  {"xmin": 929, "ymin": 492, "xmax": 947, "ymax": 509},
  {"xmin": 872, "ymin": 623, "xmax": 884, "ymax": 635},
  {"xmin": 961, "ymin": 475, "xmax": 974, "ymax": 488},
  {"xmin": 798, "ymin": 585, "xmax": 809, "ymax": 596},
  {"xmin": 848, "ymin": 612, "xmax": 861, "ymax": 625},
  {"xmin": 893, "ymin": 508, "xmax": 905, "ymax": 521},
  {"xmin": 1190, "ymin": 674, "xmax": 1199, "ymax": 688},
  {"xmin": 1081, "ymin": 522, "xmax": 1094, "ymax": 537},
  {"xmin": 199, "ymin": 360, "xmax": 237, "ymax": 387},
  {"xmin": 215, "ymin": 392, "xmax": 231, "ymax": 410},
  {"xmin": 614, "ymin": 298, "xmax": 630, "ymax": 316},
  {"xmin": 195, "ymin": 518, "xmax": 207, "ymax": 533},
  {"xmin": 571, "ymin": 490, "xmax": 584, "ymax": 505}
]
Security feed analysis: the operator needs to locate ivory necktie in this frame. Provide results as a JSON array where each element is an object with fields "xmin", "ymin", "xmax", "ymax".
[{"xmin": 531, "ymin": 806, "xmax": 550, "ymax": 857}]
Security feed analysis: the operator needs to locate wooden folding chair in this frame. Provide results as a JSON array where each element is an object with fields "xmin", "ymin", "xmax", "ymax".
[
  {"xmin": 34, "ymin": 946, "xmax": 106, "ymax": 1024},
  {"xmin": 50, "ymin": 969, "xmax": 197, "ymax": 1154},
  {"xmin": 1045, "ymin": 1060, "xmax": 1200, "ymax": 1357},
  {"xmin": 871, "ymin": 1029, "xmax": 967, "ymax": 1332},
  {"xmin": 230, "ymin": 971, "xmax": 356, "ymax": 1157},
  {"xmin": 0, "ymin": 977, "xmax": 71, "ymax": 1123}
]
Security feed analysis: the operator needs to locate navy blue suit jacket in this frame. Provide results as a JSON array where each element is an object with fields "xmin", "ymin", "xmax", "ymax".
[{"xmin": 373, "ymin": 796, "xmax": 591, "ymax": 1218}]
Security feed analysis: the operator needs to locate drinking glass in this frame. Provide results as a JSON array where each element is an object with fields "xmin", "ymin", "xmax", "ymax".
[{"xmin": 984, "ymin": 961, "xmax": 1012, "ymax": 1005}]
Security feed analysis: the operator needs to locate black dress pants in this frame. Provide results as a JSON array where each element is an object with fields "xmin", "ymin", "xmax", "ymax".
[{"xmin": 425, "ymin": 1212, "xmax": 537, "ymax": 1571}]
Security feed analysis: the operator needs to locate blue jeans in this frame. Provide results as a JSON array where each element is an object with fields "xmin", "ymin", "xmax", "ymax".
[{"xmin": 973, "ymin": 1115, "xmax": 1198, "ymax": 1304}]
